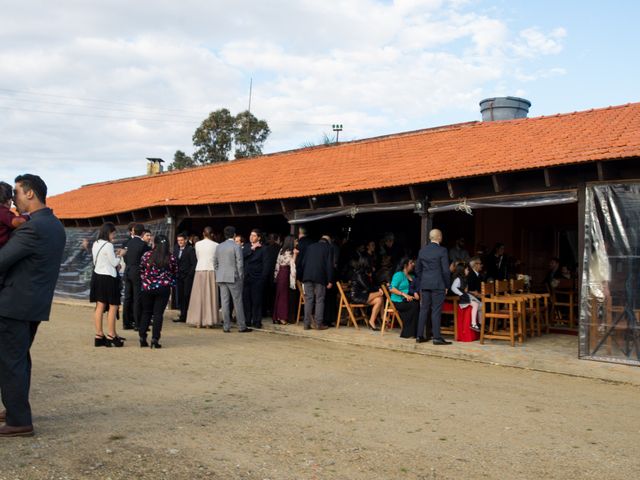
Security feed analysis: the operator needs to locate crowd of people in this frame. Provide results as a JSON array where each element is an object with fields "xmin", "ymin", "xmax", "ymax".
[{"xmin": 88, "ymin": 219, "xmax": 578, "ymax": 350}]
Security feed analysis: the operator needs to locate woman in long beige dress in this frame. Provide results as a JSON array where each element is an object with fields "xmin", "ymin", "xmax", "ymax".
[{"xmin": 187, "ymin": 227, "xmax": 220, "ymax": 327}]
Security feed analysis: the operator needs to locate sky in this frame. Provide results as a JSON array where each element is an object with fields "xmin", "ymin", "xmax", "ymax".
[{"xmin": 0, "ymin": 0, "xmax": 638, "ymax": 195}]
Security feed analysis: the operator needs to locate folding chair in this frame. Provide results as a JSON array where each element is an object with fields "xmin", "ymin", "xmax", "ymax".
[
  {"xmin": 380, "ymin": 283, "xmax": 403, "ymax": 335},
  {"xmin": 335, "ymin": 281, "xmax": 369, "ymax": 329}
]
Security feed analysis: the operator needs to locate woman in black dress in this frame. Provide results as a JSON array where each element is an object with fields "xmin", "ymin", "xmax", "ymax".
[{"xmin": 350, "ymin": 255, "xmax": 384, "ymax": 331}]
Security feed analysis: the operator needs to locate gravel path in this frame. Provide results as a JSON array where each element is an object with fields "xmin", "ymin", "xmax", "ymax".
[{"xmin": 1, "ymin": 304, "xmax": 638, "ymax": 479}]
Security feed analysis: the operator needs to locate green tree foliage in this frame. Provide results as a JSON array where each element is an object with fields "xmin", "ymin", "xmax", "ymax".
[
  {"xmin": 168, "ymin": 108, "xmax": 271, "ymax": 170},
  {"xmin": 167, "ymin": 150, "xmax": 195, "ymax": 171},
  {"xmin": 192, "ymin": 108, "xmax": 236, "ymax": 164},
  {"xmin": 234, "ymin": 110, "xmax": 271, "ymax": 159}
]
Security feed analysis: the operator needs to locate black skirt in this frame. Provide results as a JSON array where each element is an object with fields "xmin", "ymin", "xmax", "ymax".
[{"xmin": 90, "ymin": 273, "xmax": 121, "ymax": 306}]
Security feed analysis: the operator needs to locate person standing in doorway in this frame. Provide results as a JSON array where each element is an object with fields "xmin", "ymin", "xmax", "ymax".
[
  {"xmin": 215, "ymin": 226, "xmax": 252, "ymax": 333},
  {"xmin": 0, "ymin": 174, "xmax": 65, "ymax": 437},
  {"xmin": 173, "ymin": 232, "xmax": 196, "ymax": 323},
  {"xmin": 243, "ymin": 229, "xmax": 269, "ymax": 329},
  {"xmin": 415, "ymin": 229, "xmax": 452, "ymax": 345},
  {"xmin": 187, "ymin": 227, "xmax": 220, "ymax": 328},
  {"xmin": 301, "ymin": 235, "xmax": 334, "ymax": 330}
]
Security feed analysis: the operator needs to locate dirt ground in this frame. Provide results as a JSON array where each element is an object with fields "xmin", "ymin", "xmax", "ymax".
[{"xmin": 0, "ymin": 303, "xmax": 638, "ymax": 480}]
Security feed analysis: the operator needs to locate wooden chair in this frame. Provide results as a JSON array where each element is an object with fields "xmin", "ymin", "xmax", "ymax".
[
  {"xmin": 551, "ymin": 278, "xmax": 577, "ymax": 328},
  {"xmin": 509, "ymin": 278, "xmax": 542, "ymax": 338},
  {"xmin": 295, "ymin": 280, "xmax": 306, "ymax": 325},
  {"xmin": 335, "ymin": 281, "xmax": 370, "ymax": 329},
  {"xmin": 480, "ymin": 281, "xmax": 524, "ymax": 346},
  {"xmin": 380, "ymin": 283, "xmax": 403, "ymax": 335}
]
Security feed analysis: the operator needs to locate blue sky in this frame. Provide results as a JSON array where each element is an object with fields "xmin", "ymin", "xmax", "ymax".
[{"xmin": 0, "ymin": 0, "xmax": 638, "ymax": 195}]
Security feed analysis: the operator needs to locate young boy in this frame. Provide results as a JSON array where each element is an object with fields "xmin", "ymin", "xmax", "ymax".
[{"xmin": 0, "ymin": 181, "xmax": 28, "ymax": 247}]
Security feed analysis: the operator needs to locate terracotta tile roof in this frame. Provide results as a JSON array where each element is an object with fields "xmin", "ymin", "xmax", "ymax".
[{"xmin": 49, "ymin": 102, "xmax": 640, "ymax": 219}]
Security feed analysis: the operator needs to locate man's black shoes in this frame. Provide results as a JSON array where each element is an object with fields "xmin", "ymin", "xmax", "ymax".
[{"xmin": 432, "ymin": 338, "xmax": 452, "ymax": 345}]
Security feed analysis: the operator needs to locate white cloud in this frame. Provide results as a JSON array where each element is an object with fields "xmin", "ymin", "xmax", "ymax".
[{"xmin": 0, "ymin": 1, "xmax": 568, "ymax": 195}]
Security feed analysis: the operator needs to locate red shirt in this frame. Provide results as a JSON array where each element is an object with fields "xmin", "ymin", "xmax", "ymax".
[{"xmin": 0, "ymin": 205, "xmax": 28, "ymax": 247}]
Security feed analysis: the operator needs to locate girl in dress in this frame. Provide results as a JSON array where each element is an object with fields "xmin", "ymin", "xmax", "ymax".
[{"xmin": 450, "ymin": 263, "xmax": 482, "ymax": 331}]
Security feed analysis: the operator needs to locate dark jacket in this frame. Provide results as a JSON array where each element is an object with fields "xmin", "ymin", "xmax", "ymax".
[
  {"xmin": 176, "ymin": 244, "xmax": 197, "ymax": 280},
  {"xmin": 350, "ymin": 270, "xmax": 376, "ymax": 304},
  {"xmin": 125, "ymin": 236, "xmax": 149, "ymax": 277},
  {"xmin": 301, "ymin": 239, "xmax": 334, "ymax": 285},
  {"xmin": 243, "ymin": 243, "xmax": 270, "ymax": 282},
  {"xmin": 295, "ymin": 235, "xmax": 314, "ymax": 280},
  {"xmin": 0, "ymin": 208, "xmax": 66, "ymax": 322},
  {"xmin": 486, "ymin": 254, "xmax": 508, "ymax": 281},
  {"xmin": 414, "ymin": 242, "xmax": 449, "ymax": 291},
  {"xmin": 263, "ymin": 243, "xmax": 280, "ymax": 283},
  {"xmin": 467, "ymin": 269, "xmax": 484, "ymax": 294}
]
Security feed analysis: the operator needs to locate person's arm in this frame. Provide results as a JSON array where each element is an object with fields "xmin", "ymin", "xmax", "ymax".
[
  {"xmin": 106, "ymin": 243, "xmax": 120, "ymax": 268},
  {"xmin": 440, "ymin": 249, "xmax": 450, "ymax": 290},
  {"xmin": 325, "ymin": 248, "xmax": 334, "ymax": 287},
  {"xmin": 0, "ymin": 223, "xmax": 37, "ymax": 272},
  {"xmin": 450, "ymin": 278, "xmax": 464, "ymax": 296},
  {"xmin": 235, "ymin": 244, "xmax": 244, "ymax": 280}
]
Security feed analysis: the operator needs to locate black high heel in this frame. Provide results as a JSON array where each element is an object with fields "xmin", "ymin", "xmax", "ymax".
[
  {"xmin": 106, "ymin": 335, "xmax": 125, "ymax": 348},
  {"xmin": 150, "ymin": 340, "xmax": 162, "ymax": 349},
  {"xmin": 94, "ymin": 335, "xmax": 107, "ymax": 347},
  {"xmin": 368, "ymin": 322, "xmax": 380, "ymax": 331}
]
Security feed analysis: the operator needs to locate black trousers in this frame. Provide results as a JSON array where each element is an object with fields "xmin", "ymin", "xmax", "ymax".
[
  {"xmin": 177, "ymin": 275, "xmax": 194, "ymax": 321},
  {"xmin": 243, "ymin": 278, "xmax": 264, "ymax": 327},
  {"xmin": 417, "ymin": 289, "xmax": 445, "ymax": 340},
  {"xmin": 140, "ymin": 287, "xmax": 171, "ymax": 341},
  {"xmin": 123, "ymin": 269, "xmax": 142, "ymax": 329},
  {"xmin": 0, "ymin": 317, "xmax": 39, "ymax": 426},
  {"xmin": 395, "ymin": 301, "xmax": 420, "ymax": 338}
]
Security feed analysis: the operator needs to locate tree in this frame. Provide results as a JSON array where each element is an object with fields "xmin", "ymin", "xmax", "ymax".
[
  {"xmin": 192, "ymin": 108, "xmax": 235, "ymax": 164},
  {"xmin": 167, "ymin": 150, "xmax": 195, "ymax": 171},
  {"xmin": 234, "ymin": 110, "xmax": 271, "ymax": 159}
]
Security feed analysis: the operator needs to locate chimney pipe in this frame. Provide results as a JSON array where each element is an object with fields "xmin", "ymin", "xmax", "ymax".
[{"xmin": 479, "ymin": 96, "xmax": 531, "ymax": 121}]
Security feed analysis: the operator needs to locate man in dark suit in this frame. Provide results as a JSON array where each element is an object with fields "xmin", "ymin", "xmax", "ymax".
[
  {"xmin": 261, "ymin": 233, "xmax": 281, "ymax": 318},
  {"xmin": 174, "ymin": 232, "xmax": 196, "ymax": 322},
  {"xmin": 301, "ymin": 235, "xmax": 334, "ymax": 330},
  {"xmin": 415, "ymin": 229, "xmax": 452, "ymax": 345},
  {"xmin": 295, "ymin": 226, "xmax": 313, "ymax": 281},
  {"xmin": 467, "ymin": 256, "xmax": 485, "ymax": 297},
  {"xmin": 122, "ymin": 223, "xmax": 150, "ymax": 330},
  {"xmin": 242, "ymin": 229, "xmax": 270, "ymax": 328},
  {"xmin": 0, "ymin": 174, "xmax": 65, "ymax": 436}
]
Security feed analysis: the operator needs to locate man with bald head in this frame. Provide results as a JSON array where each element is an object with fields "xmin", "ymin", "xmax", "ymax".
[{"xmin": 414, "ymin": 229, "xmax": 452, "ymax": 345}]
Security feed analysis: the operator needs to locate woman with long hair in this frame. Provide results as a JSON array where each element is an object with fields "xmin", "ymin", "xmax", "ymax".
[
  {"xmin": 350, "ymin": 254, "xmax": 384, "ymax": 331},
  {"xmin": 187, "ymin": 226, "xmax": 220, "ymax": 327},
  {"xmin": 91, "ymin": 222, "xmax": 125, "ymax": 347},
  {"xmin": 139, "ymin": 234, "xmax": 177, "ymax": 348},
  {"xmin": 389, "ymin": 257, "xmax": 421, "ymax": 338},
  {"xmin": 272, "ymin": 235, "xmax": 297, "ymax": 324}
]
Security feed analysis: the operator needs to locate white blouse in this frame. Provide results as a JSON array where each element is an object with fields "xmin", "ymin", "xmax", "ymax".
[
  {"xmin": 195, "ymin": 238, "xmax": 218, "ymax": 271},
  {"xmin": 92, "ymin": 240, "xmax": 120, "ymax": 277}
]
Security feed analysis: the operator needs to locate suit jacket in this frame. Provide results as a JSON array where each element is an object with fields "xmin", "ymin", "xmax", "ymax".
[
  {"xmin": 176, "ymin": 244, "xmax": 197, "ymax": 280},
  {"xmin": 124, "ymin": 236, "xmax": 149, "ymax": 277},
  {"xmin": 214, "ymin": 239, "xmax": 244, "ymax": 283},
  {"xmin": 414, "ymin": 242, "xmax": 450, "ymax": 291},
  {"xmin": 0, "ymin": 207, "xmax": 66, "ymax": 322},
  {"xmin": 243, "ymin": 243, "xmax": 270, "ymax": 282},
  {"xmin": 295, "ymin": 235, "xmax": 314, "ymax": 280},
  {"xmin": 301, "ymin": 239, "xmax": 334, "ymax": 285}
]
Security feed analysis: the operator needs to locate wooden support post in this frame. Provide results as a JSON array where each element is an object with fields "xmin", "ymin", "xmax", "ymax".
[{"xmin": 420, "ymin": 213, "xmax": 433, "ymax": 247}]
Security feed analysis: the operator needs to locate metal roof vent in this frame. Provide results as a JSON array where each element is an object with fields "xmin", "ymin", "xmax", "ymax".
[{"xmin": 479, "ymin": 96, "xmax": 531, "ymax": 121}]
